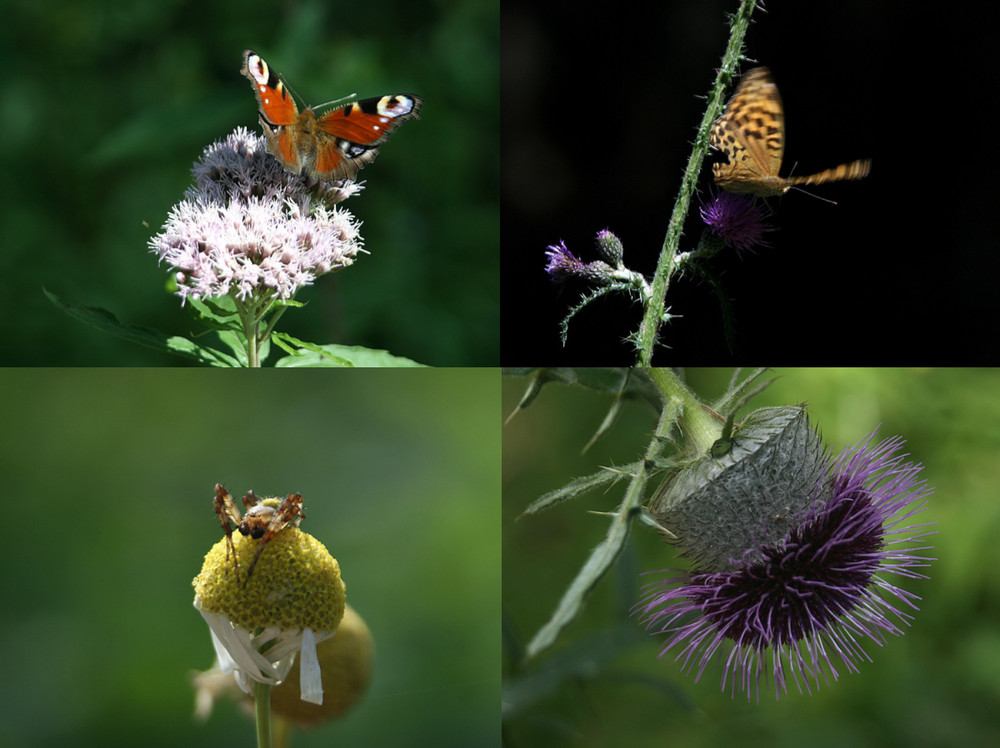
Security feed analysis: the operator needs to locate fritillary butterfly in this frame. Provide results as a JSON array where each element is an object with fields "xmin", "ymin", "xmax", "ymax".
[{"xmin": 710, "ymin": 67, "xmax": 871, "ymax": 196}]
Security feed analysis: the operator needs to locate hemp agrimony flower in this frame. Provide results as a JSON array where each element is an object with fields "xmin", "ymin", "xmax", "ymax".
[
  {"xmin": 151, "ymin": 127, "xmax": 363, "ymax": 307},
  {"xmin": 636, "ymin": 407, "xmax": 935, "ymax": 700},
  {"xmin": 148, "ymin": 127, "xmax": 366, "ymax": 366}
]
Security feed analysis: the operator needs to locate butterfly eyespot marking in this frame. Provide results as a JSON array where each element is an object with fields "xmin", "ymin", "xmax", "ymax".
[
  {"xmin": 240, "ymin": 49, "xmax": 423, "ymax": 181},
  {"xmin": 246, "ymin": 55, "xmax": 269, "ymax": 84}
]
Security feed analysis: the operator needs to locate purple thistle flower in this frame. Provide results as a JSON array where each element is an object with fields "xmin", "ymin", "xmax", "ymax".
[
  {"xmin": 544, "ymin": 240, "xmax": 587, "ymax": 281},
  {"xmin": 699, "ymin": 189, "xmax": 773, "ymax": 253},
  {"xmin": 544, "ymin": 239, "xmax": 618, "ymax": 285},
  {"xmin": 149, "ymin": 128, "xmax": 365, "ymax": 305},
  {"xmin": 637, "ymin": 425, "xmax": 935, "ymax": 701}
]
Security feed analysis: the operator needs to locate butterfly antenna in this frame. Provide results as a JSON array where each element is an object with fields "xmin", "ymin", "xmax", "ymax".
[
  {"xmin": 785, "ymin": 161, "xmax": 839, "ymax": 204},
  {"xmin": 788, "ymin": 185, "xmax": 838, "ymax": 205},
  {"xmin": 276, "ymin": 74, "xmax": 305, "ymax": 107},
  {"xmin": 317, "ymin": 93, "xmax": 358, "ymax": 110}
]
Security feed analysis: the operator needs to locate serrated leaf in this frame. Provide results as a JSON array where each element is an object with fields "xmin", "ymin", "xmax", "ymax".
[
  {"xmin": 518, "ymin": 462, "xmax": 639, "ymax": 517},
  {"xmin": 559, "ymin": 285, "xmax": 618, "ymax": 345},
  {"xmin": 504, "ymin": 368, "xmax": 662, "ymax": 425}
]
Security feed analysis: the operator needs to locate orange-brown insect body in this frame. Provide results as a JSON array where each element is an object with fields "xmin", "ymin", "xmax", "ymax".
[{"xmin": 213, "ymin": 484, "xmax": 305, "ymax": 586}]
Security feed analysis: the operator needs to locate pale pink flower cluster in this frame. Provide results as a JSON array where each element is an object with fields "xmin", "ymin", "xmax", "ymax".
[{"xmin": 149, "ymin": 128, "xmax": 366, "ymax": 305}]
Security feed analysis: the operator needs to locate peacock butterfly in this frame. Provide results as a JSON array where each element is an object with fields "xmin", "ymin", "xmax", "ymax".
[{"xmin": 240, "ymin": 49, "xmax": 423, "ymax": 181}]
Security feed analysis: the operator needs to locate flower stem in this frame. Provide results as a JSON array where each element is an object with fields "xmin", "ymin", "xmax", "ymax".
[
  {"xmin": 258, "ymin": 303, "xmax": 288, "ymax": 345},
  {"xmin": 234, "ymin": 296, "xmax": 262, "ymax": 367},
  {"xmin": 636, "ymin": 0, "xmax": 759, "ymax": 365},
  {"xmin": 254, "ymin": 681, "xmax": 272, "ymax": 748},
  {"xmin": 646, "ymin": 368, "xmax": 721, "ymax": 454},
  {"xmin": 234, "ymin": 294, "xmax": 278, "ymax": 367}
]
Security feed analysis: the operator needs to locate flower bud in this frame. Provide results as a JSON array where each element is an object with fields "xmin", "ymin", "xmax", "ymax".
[
  {"xmin": 595, "ymin": 229, "xmax": 624, "ymax": 267},
  {"xmin": 648, "ymin": 406, "xmax": 828, "ymax": 571}
]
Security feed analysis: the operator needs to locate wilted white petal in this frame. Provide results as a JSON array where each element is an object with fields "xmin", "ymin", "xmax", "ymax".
[{"xmin": 299, "ymin": 627, "xmax": 324, "ymax": 704}]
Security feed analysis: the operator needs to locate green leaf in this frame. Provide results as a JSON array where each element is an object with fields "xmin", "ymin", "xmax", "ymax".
[
  {"xmin": 44, "ymin": 288, "xmax": 240, "ymax": 366},
  {"xmin": 709, "ymin": 367, "xmax": 774, "ymax": 421},
  {"xmin": 186, "ymin": 296, "xmax": 240, "ymax": 332},
  {"xmin": 503, "ymin": 368, "xmax": 662, "ymax": 424},
  {"xmin": 271, "ymin": 334, "xmax": 425, "ymax": 367},
  {"xmin": 525, "ymin": 506, "xmax": 637, "ymax": 659},
  {"xmin": 518, "ymin": 463, "xmax": 640, "ymax": 517},
  {"xmin": 214, "ymin": 329, "xmax": 252, "ymax": 365}
]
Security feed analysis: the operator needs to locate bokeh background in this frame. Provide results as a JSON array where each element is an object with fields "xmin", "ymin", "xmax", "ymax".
[
  {"xmin": 1, "ymin": 0, "xmax": 498, "ymax": 366},
  {"xmin": 504, "ymin": 368, "xmax": 999, "ymax": 746},
  {"xmin": 0, "ymin": 368, "xmax": 498, "ymax": 747},
  {"xmin": 502, "ymin": 0, "xmax": 999, "ymax": 365}
]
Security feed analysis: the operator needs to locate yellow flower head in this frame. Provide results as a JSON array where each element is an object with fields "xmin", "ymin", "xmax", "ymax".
[
  {"xmin": 193, "ymin": 490, "xmax": 346, "ymax": 705},
  {"xmin": 194, "ymin": 523, "xmax": 345, "ymax": 632}
]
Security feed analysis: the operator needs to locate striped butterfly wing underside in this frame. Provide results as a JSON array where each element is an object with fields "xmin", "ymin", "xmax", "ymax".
[{"xmin": 710, "ymin": 67, "xmax": 871, "ymax": 196}]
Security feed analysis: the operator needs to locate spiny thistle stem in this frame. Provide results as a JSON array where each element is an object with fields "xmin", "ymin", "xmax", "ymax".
[{"xmin": 636, "ymin": 0, "xmax": 760, "ymax": 365}]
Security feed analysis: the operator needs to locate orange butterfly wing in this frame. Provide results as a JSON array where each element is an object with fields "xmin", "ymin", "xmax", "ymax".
[
  {"xmin": 711, "ymin": 67, "xmax": 870, "ymax": 196},
  {"xmin": 241, "ymin": 49, "xmax": 422, "ymax": 181},
  {"xmin": 311, "ymin": 95, "xmax": 423, "ymax": 180}
]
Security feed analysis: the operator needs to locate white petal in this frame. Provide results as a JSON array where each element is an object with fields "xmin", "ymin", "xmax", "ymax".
[{"xmin": 298, "ymin": 627, "xmax": 324, "ymax": 705}]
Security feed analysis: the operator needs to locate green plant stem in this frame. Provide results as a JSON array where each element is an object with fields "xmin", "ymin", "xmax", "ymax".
[
  {"xmin": 254, "ymin": 681, "xmax": 272, "ymax": 748},
  {"xmin": 647, "ymin": 368, "xmax": 721, "ymax": 453},
  {"xmin": 636, "ymin": 0, "xmax": 759, "ymax": 365},
  {"xmin": 524, "ymin": 373, "xmax": 683, "ymax": 659},
  {"xmin": 259, "ymin": 304, "xmax": 288, "ymax": 346},
  {"xmin": 235, "ymin": 294, "xmax": 279, "ymax": 367},
  {"xmin": 235, "ymin": 297, "xmax": 262, "ymax": 367}
]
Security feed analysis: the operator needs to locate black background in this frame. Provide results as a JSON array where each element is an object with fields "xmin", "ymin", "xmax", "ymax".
[{"xmin": 502, "ymin": 1, "xmax": 991, "ymax": 365}]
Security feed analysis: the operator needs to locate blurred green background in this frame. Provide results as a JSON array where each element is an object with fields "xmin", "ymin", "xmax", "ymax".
[
  {"xmin": 0, "ymin": 368, "xmax": 498, "ymax": 747},
  {"xmin": 0, "ymin": 0, "xmax": 498, "ymax": 366},
  {"xmin": 503, "ymin": 369, "xmax": 1000, "ymax": 747}
]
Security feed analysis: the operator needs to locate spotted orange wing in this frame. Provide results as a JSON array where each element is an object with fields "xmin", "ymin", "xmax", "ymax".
[
  {"xmin": 241, "ymin": 49, "xmax": 422, "ymax": 181},
  {"xmin": 710, "ymin": 67, "xmax": 870, "ymax": 196}
]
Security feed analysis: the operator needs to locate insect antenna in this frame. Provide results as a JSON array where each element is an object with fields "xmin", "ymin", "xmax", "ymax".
[{"xmin": 316, "ymin": 93, "xmax": 358, "ymax": 111}]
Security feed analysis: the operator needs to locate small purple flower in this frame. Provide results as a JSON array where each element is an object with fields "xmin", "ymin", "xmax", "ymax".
[
  {"xmin": 149, "ymin": 128, "xmax": 365, "ymax": 305},
  {"xmin": 637, "ymin": 427, "xmax": 935, "ymax": 701},
  {"xmin": 544, "ymin": 241, "xmax": 587, "ymax": 281},
  {"xmin": 544, "ymin": 239, "xmax": 618, "ymax": 285},
  {"xmin": 699, "ymin": 189, "xmax": 773, "ymax": 252}
]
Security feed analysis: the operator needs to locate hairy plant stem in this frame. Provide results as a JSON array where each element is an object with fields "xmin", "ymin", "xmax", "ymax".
[{"xmin": 636, "ymin": 0, "xmax": 760, "ymax": 365}]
